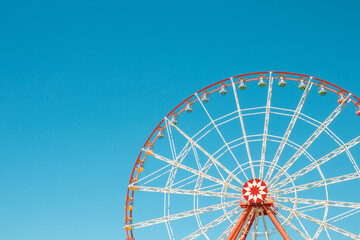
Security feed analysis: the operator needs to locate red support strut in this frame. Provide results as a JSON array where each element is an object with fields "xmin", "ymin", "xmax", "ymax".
[
  {"xmin": 239, "ymin": 212, "xmax": 256, "ymax": 240},
  {"xmin": 226, "ymin": 179, "xmax": 291, "ymax": 240},
  {"xmin": 262, "ymin": 204, "xmax": 291, "ymax": 240},
  {"xmin": 227, "ymin": 206, "xmax": 253, "ymax": 240}
]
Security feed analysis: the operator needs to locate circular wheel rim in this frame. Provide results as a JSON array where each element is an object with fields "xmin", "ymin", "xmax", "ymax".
[{"xmin": 125, "ymin": 71, "xmax": 360, "ymax": 240}]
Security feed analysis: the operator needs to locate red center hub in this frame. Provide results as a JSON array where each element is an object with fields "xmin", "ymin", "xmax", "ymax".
[{"xmin": 242, "ymin": 179, "xmax": 268, "ymax": 204}]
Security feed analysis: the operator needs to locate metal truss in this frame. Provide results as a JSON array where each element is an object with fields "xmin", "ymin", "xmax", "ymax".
[
  {"xmin": 183, "ymin": 206, "xmax": 242, "ymax": 240},
  {"xmin": 129, "ymin": 200, "xmax": 238, "ymax": 230},
  {"xmin": 275, "ymin": 196, "xmax": 360, "ymax": 209},
  {"xmin": 273, "ymin": 135, "xmax": 360, "ymax": 190},
  {"xmin": 272, "ymin": 172, "xmax": 360, "ymax": 196},
  {"xmin": 278, "ymin": 203, "xmax": 360, "ymax": 239},
  {"xmin": 135, "ymin": 185, "xmax": 241, "ymax": 198},
  {"xmin": 126, "ymin": 72, "xmax": 360, "ymax": 240},
  {"xmin": 168, "ymin": 120, "xmax": 245, "ymax": 186},
  {"xmin": 268, "ymin": 97, "xmax": 351, "ymax": 187},
  {"xmin": 264, "ymin": 80, "xmax": 313, "ymax": 183},
  {"xmin": 149, "ymin": 151, "xmax": 243, "ymax": 192},
  {"xmin": 231, "ymin": 77, "xmax": 255, "ymax": 179},
  {"xmin": 259, "ymin": 74, "xmax": 273, "ymax": 180}
]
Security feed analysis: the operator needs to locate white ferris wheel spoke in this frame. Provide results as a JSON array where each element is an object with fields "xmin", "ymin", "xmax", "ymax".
[
  {"xmin": 195, "ymin": 93, "xmax": 249, "ymax": 181},
  {"xmin": 268, "ymin": 97, "xmax": 351, "ymax": 187},
  {"xmin": 149, "ymin": 151, "xmax": 243, "ymax": 192},
  {"xmin": 237, "ymin": 210, "xmax": 256, "ymax": 240},
  {"xmin": 135, "ymin": 185, "xmax": 241, "ymax": 198},
  {"xmin": 170, "ymin": 121, "xmax": 215, "ymax": 170},
  {"xmin": 174, "ymin": 108, "xmax": 240, "ymax": 163},
  {"xmin": 324, "ymin": 227, "xmax": 332, "ymax": 240},
  {"xmin": 168, "ymin": 120, "xmax": 245, "ymax": 186},
  {"xmin": 128, "ymin": 200, "xmax": 239, "ymax": 230},
  {"xmin": 264, "ymin": 80, "xmax": 313, "ymax": 183},
  {"xmin": 138, "ymin": 167, "xmax": 173, "ymax": 186},
  {"xmin": 260, "ymin": 209, "xmax": 270, "ymax": 240},
  {"xmin": 183, "ymin": 206, "xmax": 242, "ymax": 240},
  {"xmin": 127, "ymin": 73, "xmax": 360, "ymax": 240},
  {"xmin": 273, "ymin": 135, "xmax": 360, "ymax": 190},
  {"xmin": 192, "ymin": 147, "xmax": 202, "ymax": 170},
  {"xmin": 298, "ymin": 205, "xmax": 326, "ymax": 213},
  {"xmin": 326, "ymin": 208, "xmax": 360, "ymax": 224},
  {"xmin": 231, "ymin": 77, "xmax": 256, "ymax": 179},
  {"xmin": 259, "ymin": 73, "xmax": 273, "ymax": 180},
  {"xmin": 171, "ymin": 132, "xmax": 216, "ymax": 186},
  {"xmin": 252, "ymin": 210, "xmax": 259, "ymax": 240},
  {"xmin": 274, "ymin": 196, "xmax": 360, "ymax": 209},
  {"xmin": 217, "ymin": 213, "xmax": 242, "ymax": 240},
  {"xmin": 165, "ymin": 118, "xmax": 178, "ymax": 160},
  {"xmin": 272, "ymin": 208, "xmax": 310, "ymax": 239},
  {"xmin": 294, "ymin": 214, "xmax": 312, "ymax": 239},
  {"xmin": 166, "ymin": 124, "xmax": 228, "ymax": 185},
  {"xmin": 271, "ymin": 172, "xmax": 360, "ymax": 196},
  {"xmin": 277, "ymin": 203, "xmax": 360, "ymax": 240}
]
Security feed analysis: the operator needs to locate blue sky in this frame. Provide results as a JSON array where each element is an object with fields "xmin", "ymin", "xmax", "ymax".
[{"xmin": 0, "ymin": 0, "xmax": 359, "ymax": 239}]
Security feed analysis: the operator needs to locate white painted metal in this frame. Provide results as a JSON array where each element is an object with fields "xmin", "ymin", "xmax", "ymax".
[
  {"xmin": 231, "ymin": 77, "xmax": 256, "ymax": 179},
  {"xmin": 128, "ymin": 200, "xmax": 238, "ymax": 229},
  {"xmin": 273, "ymin": 136, "xmax": 360, "ymax": 190},
  {"xmin": 272, "ymin": 172, "xmax": 360, "ymax": 196},
  {"xmin": 128, "ymin": 76, "xmax": 360, "ymax": 240},
  {"xmin": 168, "ymin": 120, "xmax": 245, "ymax": 185},
  {"xmin": 149, "ymin": 151, "xmax": 243, "ymax": 192},
  {"xmin": 196, "ymin": 93, "xmax": 249, "ymax": 181},
  {"xmin": 260, "ymin": 210, "xmax": 270, "ymax": 240},
  {"xmin": 259, "ymin": 73, "xmax": 273, "ymax": 179},
  {"xmin": 273, "ymin": 207, "xmax": 310, "ymax": 239},
  {"xmin": 275, "ymin": 196, "xmax": 360, "ymax": 209},
  {"xmin": 264, "ymin": 80, "xmax": 313, "ymax": 183},
  {"xmin": 183, "ymin": 207, "xmax": 242, "ymax": 240},
  {"xmin": 268, "ymin": 97, "xmax": 351, "ymax": 187},
  {"xmin": 277, "ymin": 204, "xmax": 360, "ymax": 239}
]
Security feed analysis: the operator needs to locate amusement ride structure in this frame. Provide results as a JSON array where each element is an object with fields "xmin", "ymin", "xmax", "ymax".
[{"xmin": 124, "ymin": 72, "xmax": 360, "ymax": 239}]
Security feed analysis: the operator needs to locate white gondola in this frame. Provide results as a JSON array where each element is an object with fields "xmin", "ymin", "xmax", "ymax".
[
  {"xmin": 156, "ymin": 127, "xmax": 165, "ymax": 139},
  {"xmin": 170, "ymin": 113, "xmax": 178, "ymax": 125},
  {"xmin": 278, "ymin": 74, "xmax": 287, "ymax": 87},
  {"xmin": 136, "ymin": 159, "xmax": 145, "ymax": 172},
  {"xmin": 318, "ymin": 82, "xmax": 327, "ymax": 96},
  {"xmin": 129, "ymin": 178, "xmax": 138, "ymax": 191},
  {"xmin": 258, "ymin": 74, "xmax": 266, "ymax": 87},
  {"xmin": 127, "ymin": 197, "xmax": 134, "ymax": 210},
  {"xmin": 238, "ymin": 77, "xmax": 247, "ymax": 90},
  {"xmin": 185, "ymin": 101, "xmax": 193, "ymax": 113},
  {"xmin": 219, "ymin": 83, "xmax": 228, "ymax": 95},
  {"xmin": 145, "ymin": 142, "xmax": 153, "ymax": 154},
  {"xmin": 356, "ymin": 102, "xmax": 360, "ymax": 116},
  {"xmin": 337, "ymin": 91, "xmax": 347, "ymax": 104},
  {"xmin": 298, "ymin": 77, "xmax": 307, "ymax": 90},
  {"xmin": 124, "ymin": 217, "xmax": 133, "ymax": 230},
  {"xmin": 201, "ymin": 91, "xmax": 210, "ymax": 103}
]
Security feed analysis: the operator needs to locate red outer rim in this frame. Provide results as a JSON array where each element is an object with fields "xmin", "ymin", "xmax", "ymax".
[{"xmin": 124, "ymin": 71, "xmax": 360, "ymax": 238}]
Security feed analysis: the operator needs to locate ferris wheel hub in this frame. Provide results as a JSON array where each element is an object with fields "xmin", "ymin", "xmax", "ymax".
[{"xmin": 242, "ymin": 179, "xmax": 268, "ymax": 204}]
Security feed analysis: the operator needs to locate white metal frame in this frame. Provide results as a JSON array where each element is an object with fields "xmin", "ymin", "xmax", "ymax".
[{"xmin": 126, "ymin": 72, "xmax": 360, "ymax": 240}]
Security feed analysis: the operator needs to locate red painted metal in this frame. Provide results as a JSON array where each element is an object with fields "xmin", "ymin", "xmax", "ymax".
[
  {"xmin": 227, "ymin": 206, "xmax": 253, "ymax": 240},
  {"xmin": 125, "ymin": 71, "xmax": 360, "ymax": 238},
  {"xmin": 239, "ymin": 212, "xmax": 256, "ymax": 240},
  {"xmin": 229, "ymin": 197, "xmax": 290, "ymax": 239},
  {"xmin": 242, "ymin": 179, "xmax": 268, "ymax": 204},
  {"xmin": 262, "ymin": 204, "xmax": 291, "ymax": 240},
  {"xmin": 232, "ymin": 221, "xmax": 243, "ymax": 240}
]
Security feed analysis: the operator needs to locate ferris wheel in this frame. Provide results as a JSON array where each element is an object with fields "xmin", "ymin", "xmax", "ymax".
[{"xmin": 124, "ymin": 71, "xmax": 360, "ymax": 240}]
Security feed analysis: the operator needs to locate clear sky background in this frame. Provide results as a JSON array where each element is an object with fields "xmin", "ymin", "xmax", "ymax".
[{"xmin": 0, "ymin": 0, "xmax": 359, "ymax": 240}]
